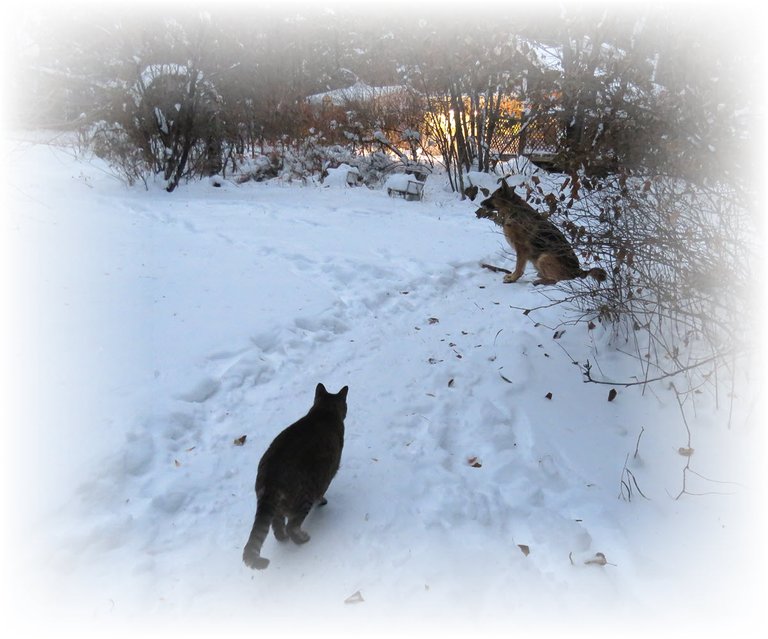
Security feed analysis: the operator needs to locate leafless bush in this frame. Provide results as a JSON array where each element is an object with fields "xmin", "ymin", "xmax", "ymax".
[
  {"xmin": 90, "ymin": 123, "xmax": 152, "ymax": 189},
  {"xmin": 518, "ymin": 170, "xmax": 756, "ymax": 406}
]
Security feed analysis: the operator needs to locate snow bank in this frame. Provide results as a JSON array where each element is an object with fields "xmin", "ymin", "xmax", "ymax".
[{"xmin": 323, "ymin": 163, "xmax": 361, "ymax": 188}]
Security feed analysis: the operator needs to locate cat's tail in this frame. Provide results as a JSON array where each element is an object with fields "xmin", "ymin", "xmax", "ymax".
[{"xmin": 243, "ymin": 499, "xmax": 274, "ymax": 570}]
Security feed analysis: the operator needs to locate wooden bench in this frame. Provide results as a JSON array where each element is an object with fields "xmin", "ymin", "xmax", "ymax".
[{"xmin": 386, "ymin": 176, "xmax": 424, "ymax": 201}]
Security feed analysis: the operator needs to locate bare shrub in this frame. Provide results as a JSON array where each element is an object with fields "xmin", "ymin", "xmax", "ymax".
[{"xmin": 517, "ymin": 170, "xmax": 756, "ymax": 409}]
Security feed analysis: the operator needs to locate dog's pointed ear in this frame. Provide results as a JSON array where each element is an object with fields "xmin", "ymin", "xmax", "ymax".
[{"xmin": 500, "ymin": 179, "xmax": 510, "ymax": 196}]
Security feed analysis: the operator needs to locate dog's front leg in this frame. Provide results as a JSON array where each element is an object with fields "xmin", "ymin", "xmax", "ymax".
[{"xmin": 503, "ymin": 247, "xmax": 528, "ymax": 283}]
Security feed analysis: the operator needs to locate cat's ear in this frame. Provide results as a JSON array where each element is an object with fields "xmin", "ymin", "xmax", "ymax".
[
  {"xmin": 338, "ymin": 386, "xmax": 349, "ymax": 400},
  {"xmin": 315, "ymin": 383, "xmax": 328, "ymax": 399}
]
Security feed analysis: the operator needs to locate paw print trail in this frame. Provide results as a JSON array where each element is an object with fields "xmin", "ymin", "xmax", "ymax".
[{"xmin": 17, "ymin": 171, "xmax": 674, "ymax": 633}]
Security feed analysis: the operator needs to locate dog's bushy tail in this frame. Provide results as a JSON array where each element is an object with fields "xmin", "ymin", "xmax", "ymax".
[
  {"xmin": 243, "ymin": 499, "xmax": 274, "ymax": 570},
  {"xmin": 580, "ymin": 267, "xmax": 608, "ymax": 282}
]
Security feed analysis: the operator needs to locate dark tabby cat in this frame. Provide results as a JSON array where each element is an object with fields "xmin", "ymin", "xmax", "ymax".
[{"xmin": 242, "ymin": 383, "xmax": 349, "ymax": 570}]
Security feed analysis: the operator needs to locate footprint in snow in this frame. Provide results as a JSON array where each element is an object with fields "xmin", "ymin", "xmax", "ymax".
[
  {"xmin": 176, "ymin": 378, "xmax": 221, "ymax": 403},
  {"xmin": 151, "ymin": 491, "xmax": 188, "ymax": 514}
]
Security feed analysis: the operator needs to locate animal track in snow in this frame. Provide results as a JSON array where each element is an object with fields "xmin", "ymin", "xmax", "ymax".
[
  {"xmin": 176, "ymin": 378, "xmax": 221, "ymax": 403},
  {"xmin": 151, "ymin": 491, "xmax": 188, "ymax": 514}
]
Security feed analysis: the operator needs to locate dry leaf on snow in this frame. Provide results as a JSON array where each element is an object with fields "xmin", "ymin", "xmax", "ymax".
[{"xmin": 584, "ymin": 552, "xmax": 608, "ymax": 566}]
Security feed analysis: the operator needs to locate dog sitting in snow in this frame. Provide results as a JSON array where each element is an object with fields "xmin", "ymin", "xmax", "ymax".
[{"xmin": 474, "ymin": 180, "xmax": 607, "ymax": 286}]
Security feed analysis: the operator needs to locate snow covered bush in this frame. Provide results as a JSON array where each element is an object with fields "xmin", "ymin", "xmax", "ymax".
[
  {"xmin": 91, "ymin": 62, "xmax": 223, "ymax": 192},
  {"xmin": 515, "ymin": 170, "xmax": 756, "ymax": 411},
  {"xmin": 90, "ymin": 123, "xmax": 153, "ymax": 189},
  {"xmin": 230, "ymin": 153, "xmax": 281, "ymax": 184},
  {"xmin": 226, "ymin": 141, "xmax": 403, "ymax": 188}
]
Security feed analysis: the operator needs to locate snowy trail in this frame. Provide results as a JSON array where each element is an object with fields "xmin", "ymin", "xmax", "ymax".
[
  {"xmin": 36, "ymin": 210, "xmax": 622, "ymax": 626},
  {"xmin": 6, "ymin": 140, "xmax": 763, "ymax": 637}
]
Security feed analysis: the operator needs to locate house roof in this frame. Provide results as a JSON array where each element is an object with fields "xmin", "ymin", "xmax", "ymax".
[{"xmin": 306, "ymin": 81, "xmax": 407, "ymax": 106}]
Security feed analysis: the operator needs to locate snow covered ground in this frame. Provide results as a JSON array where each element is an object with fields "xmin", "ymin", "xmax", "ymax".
[{"xmin": 3, "ymin": 135, "xmax": 766, "ymax": 638}]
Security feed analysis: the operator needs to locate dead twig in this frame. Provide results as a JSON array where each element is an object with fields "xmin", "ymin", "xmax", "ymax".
[
  {"xmin": 581, "ymin": 356, "xmax": 720, "ymax": 388},
  {"xmin": 480, "ymin": 262, "xmax": 513, "ymax": 275},
  {"xmin": 618, "ymin": 451, "xmax": 649, "ymax": 502},
  {"xmin": 633, "ymin": 427, "xmax": 645, "ymax": 459}
]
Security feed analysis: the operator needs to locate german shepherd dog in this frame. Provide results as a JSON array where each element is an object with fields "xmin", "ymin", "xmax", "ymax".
[{"xmin": 475, "ymin": 180, "xmax": 607, "ymax": 286}]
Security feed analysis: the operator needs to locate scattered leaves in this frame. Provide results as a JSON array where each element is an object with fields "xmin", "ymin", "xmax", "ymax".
[
  {"xmin": 518, "ymin": 544, "xmax": 530, "ymax": 557},
  {"xmin": 448, "ymin": 378, "xmax": 455, "ymax": 388},
  {"xmin": 427, "ymin": 317, "xmax": 440, "ymax": 325},
  {"xmin": 174, "ymin": 459, "xmax": 181, "ymax": 467},
  {"xmin": 427, "ymin": 357, "xmax": 443, "ymax": 365},
  {"xmin": 588, "ymin": 321, "xmax": 596, "ymax": 330},
  {"xmin": 233, "ymin": 435, "xmax": 247, "ymax": 446},
  {"xmin": 499, "ymin": 373, "xmax": 513, "ymax": 384},
  {"xmin": 467, "ymin": 456, "xmax": 483, "ymax": 468},
  {"xmin": 553, "ymin": 330, "xmax": 566, "ymax": 340},
  {"xmin": 608, "ymin": 389, "xmax": 618, "ymax": 402},
  {"xmin": 678, "ymin": 447, "xmax": 695, "ymax": 457},
  {"xmin": 344, "ymin": 591, "xmax": 365, "ymax": 605},
  {"xmin": 545, "ymin": 392, "xmax": 553, "ymax": 400}
]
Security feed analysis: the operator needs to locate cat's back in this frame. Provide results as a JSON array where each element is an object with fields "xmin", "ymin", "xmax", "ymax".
[
  {"xmin": 256, "ymin": 384, "xmax": 348, "ymax": 487},
  {"xmin": 258, "ymin": 410, "xmax": 342, "ymax": 468}
]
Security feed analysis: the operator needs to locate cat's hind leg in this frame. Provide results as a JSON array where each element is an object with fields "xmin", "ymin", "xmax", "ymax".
[
  {"xmin": 286, "ymin": 501, "xmax": 312, "ymax": 544},
  {"xmin": 272, "ymin": 515, "xmax": 288, "ymax": 541}
]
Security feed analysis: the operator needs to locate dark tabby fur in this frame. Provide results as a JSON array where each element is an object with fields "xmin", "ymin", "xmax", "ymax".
[{"xmin": 242, "ymin": 383, "xmax": 348, "ymax": 570}]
